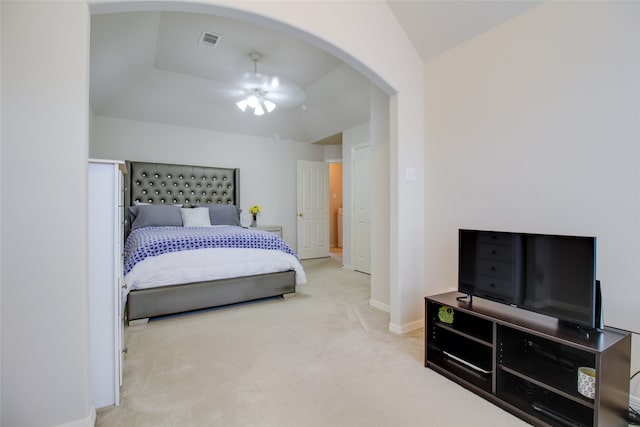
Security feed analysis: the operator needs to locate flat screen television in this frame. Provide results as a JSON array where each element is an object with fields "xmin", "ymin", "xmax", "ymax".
[{"xmin": 458, "ymin": 229, "xmax": 599, "ymax": 330}]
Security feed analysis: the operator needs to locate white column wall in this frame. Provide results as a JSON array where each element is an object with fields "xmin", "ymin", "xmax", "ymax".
[
  {"xmin": 1, "ymin": 2, "xmax": 94, "ymax": 426},
  {"xmin": 370, "ymin": 85, "xmax": 391, "ymax": 310}
]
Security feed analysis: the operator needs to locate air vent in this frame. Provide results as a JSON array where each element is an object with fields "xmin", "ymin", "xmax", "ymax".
[{"xmin": 199, "ymin": 31, "xmax": 221, "ymax": 48}]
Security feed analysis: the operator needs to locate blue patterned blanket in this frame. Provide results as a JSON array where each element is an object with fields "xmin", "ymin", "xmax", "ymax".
[{"xmin": 124, "ymin": 226, "xmax": 297, "ymax": 276}]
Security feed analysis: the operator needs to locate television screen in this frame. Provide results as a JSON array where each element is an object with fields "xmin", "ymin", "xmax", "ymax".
[{"xmin": 458, "ymin": 229, "xmax": 597, "ymax": 329}]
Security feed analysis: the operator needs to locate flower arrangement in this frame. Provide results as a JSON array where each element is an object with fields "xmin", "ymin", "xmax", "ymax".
[{"xmin": 249, "ymin": 205, "xmax": 260, "ymax": 227}]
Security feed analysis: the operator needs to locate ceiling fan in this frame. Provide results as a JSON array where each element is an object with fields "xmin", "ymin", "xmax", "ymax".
[{"xmin": 233, "ymin": 51, "xmax": 305, "ymax": 116}]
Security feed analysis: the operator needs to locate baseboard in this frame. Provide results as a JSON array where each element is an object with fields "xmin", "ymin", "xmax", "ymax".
[
  {"xmin": 388, "ymin": 318, "xmax": 424, "ymax": 334},
  {"xmin": 54, "ymin": 406, "xmax": 96, "ymax": 427},
  {"xmin": 369, "ymin": 299, "xmax": 389, "ymax": 312}
]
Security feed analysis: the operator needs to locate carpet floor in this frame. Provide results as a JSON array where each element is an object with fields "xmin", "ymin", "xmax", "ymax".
[{"xmin": 96, "ymin": 257, "xmax": 529, "ymax": 427}]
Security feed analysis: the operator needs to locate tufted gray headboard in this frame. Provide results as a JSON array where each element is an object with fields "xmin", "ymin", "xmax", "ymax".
[{"xmin": 125, "ymin": 161, "xmax": 240, "ymax": 232}]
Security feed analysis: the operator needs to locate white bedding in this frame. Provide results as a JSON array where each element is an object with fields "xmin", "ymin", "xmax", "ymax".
[{"xmin": 123, "ymin": 247, "xmax": 306, "ymax": 296}]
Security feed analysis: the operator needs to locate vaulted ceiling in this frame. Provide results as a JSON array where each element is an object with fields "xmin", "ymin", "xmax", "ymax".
[{"xmin": 89, "ymin": 1, "xmax": 542, "ymax": 144}]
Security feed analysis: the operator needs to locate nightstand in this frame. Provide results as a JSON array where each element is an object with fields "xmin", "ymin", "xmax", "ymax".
[{"xmin": 251, "ymin": 225, "xmax": 282, "ymax": 237}]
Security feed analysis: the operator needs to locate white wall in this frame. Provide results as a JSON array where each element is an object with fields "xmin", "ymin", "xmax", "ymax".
[
  {"xmin": 91, "ymin": 116, "xmax": 325, "ymax": 249},
  {"xmin": 323, "ymin": 144, "xmax": 342, "ymax": 162},
  {"xmin": 424, "ymin": 1, "xmax": 640, "ymax": 371},
  {"xmin": 1, "ymin": 2, "xmax": 94, "ymax": 426},
  {"xmin": 370, "ymin": 84, "xmax": 391, "ymax": 310}
]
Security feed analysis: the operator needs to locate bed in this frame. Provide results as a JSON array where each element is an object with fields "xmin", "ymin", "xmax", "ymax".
[{"xmin": 123, "ymin": 161, "xmax": 305, "ymax": 323}]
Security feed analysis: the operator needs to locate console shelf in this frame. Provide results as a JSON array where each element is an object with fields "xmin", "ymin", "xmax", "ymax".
[
  {"xmin": 425, "ymin": 292, "xmax": 631, "ymax": 427},
  {"xmin": 433, "ymin": 321, "xmax": 493, "ymax": 348}
]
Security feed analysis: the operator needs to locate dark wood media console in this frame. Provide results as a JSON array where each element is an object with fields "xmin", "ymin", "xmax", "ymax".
[{"xmin": 425, "ymin": 292, "xmax": 631, "ymax": 427}]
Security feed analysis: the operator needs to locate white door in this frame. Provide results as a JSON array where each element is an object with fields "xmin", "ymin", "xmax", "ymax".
[
  {"xmin": 352, "ymin": 144, "xmax": 372, "ymax": 274},
  {"xmin": 297, "ymin": 160, "xmax": 330, "ymax": 259}
]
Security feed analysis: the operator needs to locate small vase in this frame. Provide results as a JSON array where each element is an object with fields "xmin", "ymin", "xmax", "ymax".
[{"xmin": 251, "ymin": 214, "xmax": 257, "ymax": 227}]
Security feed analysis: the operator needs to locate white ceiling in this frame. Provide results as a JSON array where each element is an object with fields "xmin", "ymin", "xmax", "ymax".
[
  {"xmin": 387, "ymin": 1, "xmax": 542, "ymax": 61},
  {"xmin": 89, "ymin": 2, "xmax": 543, "ymax": 144}
]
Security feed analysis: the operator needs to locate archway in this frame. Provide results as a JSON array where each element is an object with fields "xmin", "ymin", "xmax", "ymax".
[{"xmin": 88, "ymin": 0, "xmax": 424, "ymax": 331}]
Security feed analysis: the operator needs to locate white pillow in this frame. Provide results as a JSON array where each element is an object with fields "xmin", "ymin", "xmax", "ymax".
[{"xmin": 181, "ymin": 207, "xmax": 211, "ymax": 227}]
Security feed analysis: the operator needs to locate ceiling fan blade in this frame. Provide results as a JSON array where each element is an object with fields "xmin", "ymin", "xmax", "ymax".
[{"xmin": 263, "ymin": 89, "xmax": 305, "ymax": 107}]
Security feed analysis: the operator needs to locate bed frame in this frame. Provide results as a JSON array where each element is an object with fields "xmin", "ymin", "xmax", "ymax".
[{"xmin": 124, "ymin": 161, "xmax": 296, "ymax": 322}]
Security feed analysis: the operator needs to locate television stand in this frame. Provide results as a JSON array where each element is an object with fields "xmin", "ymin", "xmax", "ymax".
[{"xmin": 425, "ymin": 291, "xmax": 631, "ymax": 426}]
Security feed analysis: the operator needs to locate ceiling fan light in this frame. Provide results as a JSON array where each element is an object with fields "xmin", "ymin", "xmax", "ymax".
[
  {"xmin": 236, "ymin": 99, "xmax": 248, "ymax": 112},
  {"xmin": 236, "ymin": 53, "xmax": 279, "ymax": 116},
  {"xmin": 247, "ymin": 94, "xmax": 259, "ymax": 109},
  {"xmin": 264, "ymin": 99, "xmax": 276, "ymax": 112}
]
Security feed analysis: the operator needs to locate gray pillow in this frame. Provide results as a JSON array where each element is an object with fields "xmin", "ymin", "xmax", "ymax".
[
  {"xmin": 129, "ymin": 203, "xmax": 182, "ymax": 223},
  {"xmin": 197, "ymin": 204, "xmax": 242, "ymax": 226},
  {"xmin": 130, "ymin": 205, "xmax": 183, "ymax": 230}
]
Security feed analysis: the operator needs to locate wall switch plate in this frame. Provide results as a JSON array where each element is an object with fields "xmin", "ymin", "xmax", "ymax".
[{"xmin": 405, "ymin": 167, "xmax": 417, "ymax": 181}]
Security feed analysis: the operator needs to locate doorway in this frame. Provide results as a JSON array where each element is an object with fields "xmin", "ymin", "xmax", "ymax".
[{"xmin": 329, "ymin": 162, "xmax": 343, "ymax": 263}]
